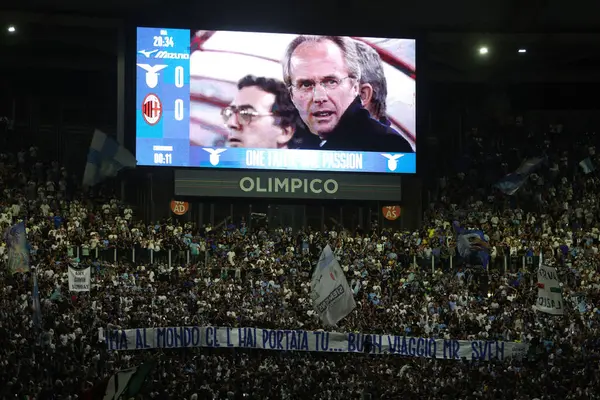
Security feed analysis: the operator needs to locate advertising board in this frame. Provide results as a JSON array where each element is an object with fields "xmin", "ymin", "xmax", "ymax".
[{"xmin": 174, "ymin": 169, "xmax": 402, "ymax": 201}]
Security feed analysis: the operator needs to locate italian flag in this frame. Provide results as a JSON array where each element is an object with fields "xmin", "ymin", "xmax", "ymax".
[
  {"xmin": 100, "ymin": 361, "xmax": 156, "ymax": 400},
  {"xmin": 537, "ymin": 283, "xmax": 562, "ymax": 293}
]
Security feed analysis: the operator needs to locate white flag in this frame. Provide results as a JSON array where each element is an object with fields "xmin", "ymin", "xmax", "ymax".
[
  {"xmin": 68, "ymin": 266, "xmax": 91, "ymax": 292},
  {"xmin": 533, "ymin": 265, "xmax": 564, "ymax": 315},
  {"xmin": 103, "ymin": 366, "xmax": 137, "ymax": 400},
  {"xmin": 311, "ymin": 245, "xmax": 356, "ymax": 326}
]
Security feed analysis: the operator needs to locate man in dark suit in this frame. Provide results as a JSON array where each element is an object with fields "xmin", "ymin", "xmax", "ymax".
[{"xmin": 282, "ymin": 35, "xmax": 414, "ymax": 152}]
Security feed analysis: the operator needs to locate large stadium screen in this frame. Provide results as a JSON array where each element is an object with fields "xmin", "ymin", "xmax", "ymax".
[{"xmin": 136, "ymin": 27, "xmax": 416, "ymax": 173}]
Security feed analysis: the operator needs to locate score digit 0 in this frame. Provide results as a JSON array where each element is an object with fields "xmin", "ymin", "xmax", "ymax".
[
  {"xmin": 174, "ymin": 66, "xmax": 185, "ymax": 121},
  {"xmin": 175, "ymin": 66, "xmax": 184, "ymax": 88},
  {"xmin": 174, "ymin": 99, "xmax": 184, "ymax": 121}
]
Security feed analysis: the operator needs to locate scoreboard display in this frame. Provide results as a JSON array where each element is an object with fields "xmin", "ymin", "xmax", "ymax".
[
  {"xmin": 137, "ymin": 28, "xmax": 190, "ymax": 166},
  {"xmin": 136, "ymin": 27, "xmax": 417, "ymax": 174}
]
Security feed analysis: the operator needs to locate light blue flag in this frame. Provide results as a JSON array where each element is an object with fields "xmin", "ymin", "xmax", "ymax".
[
  {"xmin": 495, "ymin": 157, "xmax": 544, "ymax": 195},
  {"xmin": 6, "ymin": 221, "xmax": 30, "ymax": 274},
  {"xmin": 82, "ymin": 129, "xmax": 136, "ymax": 187},
  {"xmin": 579, "ymin": 158, "xmax": 595, "ymax": 174},
  {"xmin": 50, "ymin": 287, "xmax": 62, "ymax": 301},
  {"xmin": 572, "ymin": 293, "xmax": 587, "ymax": 313},
  {"xmin": 514, "ymin": 158, "xmax": 544, "ymax": 175},
  {"xmin": 32, "ymin": 271, "xmax": 42, "ymax": 331},
  {"xmin": 495, "ymin": 174, "xmax": 528, "ymax": 195}
]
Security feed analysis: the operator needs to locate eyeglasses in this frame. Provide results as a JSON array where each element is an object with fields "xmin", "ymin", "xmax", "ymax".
[
  {"xmin": 221, "ymin": 105, "xmax": 274, "ymax": 125},
  {"xmin": 289, "ymin": 76, "xmax": 353, "ymax": 97}
]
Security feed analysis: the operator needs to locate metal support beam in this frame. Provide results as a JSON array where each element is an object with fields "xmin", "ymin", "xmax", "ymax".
[
  {"xmin": 117, "ymin": 23, "xmax": 125, "ymax": 144},
  {"xmin": 117, "ymin": 23, "xmax": 126, "ymax": 202}
]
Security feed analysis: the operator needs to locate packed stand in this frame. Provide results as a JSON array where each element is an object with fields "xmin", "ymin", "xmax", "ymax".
[{"xmin": 0, "ymin": 135, "xmax": 599, "ymax": 399}]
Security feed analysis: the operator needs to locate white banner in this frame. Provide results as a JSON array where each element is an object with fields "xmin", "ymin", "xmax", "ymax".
[
  {"xmin": 68, "ymin": 266, "xmax": 91, "ymax": 292},
  {"xmin": 533, "ymin": 265, "xmax": 564, "ymax": 315},
  {"xmin": 100, "ymin": 326, "xmax": 529, "ymax": 362},
  {"xmin": 311, "ymin": 245, "xmax": 356, "ymax": 326}
]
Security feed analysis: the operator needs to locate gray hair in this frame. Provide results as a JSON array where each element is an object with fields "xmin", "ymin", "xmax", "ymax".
[
  {"xmin": 354, "ymin": 40, "xmax": 387, "ymax": 119},
  {"xmin": 282, "ymin": 35, "xmax": 362, "ymax": 87}
]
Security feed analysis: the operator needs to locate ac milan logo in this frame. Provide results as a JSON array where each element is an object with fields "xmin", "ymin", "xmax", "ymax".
[{"xmin": 142, "ymin": 93, "xmax": 162, "ymax": 125}]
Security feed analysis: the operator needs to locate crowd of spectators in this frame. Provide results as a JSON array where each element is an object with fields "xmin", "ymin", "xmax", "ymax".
[{"xmin": 1, "ymin": 119, "xmax": 600, "ymax": 399}]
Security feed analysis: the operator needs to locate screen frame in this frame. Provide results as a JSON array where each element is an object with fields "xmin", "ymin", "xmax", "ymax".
[{"xmin": 128, "ymin": 24, "xmax": 423, "ymax": 176}]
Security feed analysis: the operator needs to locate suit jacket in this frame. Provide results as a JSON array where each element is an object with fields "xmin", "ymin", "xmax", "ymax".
[{"xmin": 293, "ymin": 97, "xmax": 414, "ymax": 153}]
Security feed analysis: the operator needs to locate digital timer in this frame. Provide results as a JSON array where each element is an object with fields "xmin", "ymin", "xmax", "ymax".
[
  {"xmin": 153, "ymin": 35, "xmax": 175, "ymax": 48},
  {"xmin": 153, "ymin": 153, "xmax": 172, "ymax": 164}
]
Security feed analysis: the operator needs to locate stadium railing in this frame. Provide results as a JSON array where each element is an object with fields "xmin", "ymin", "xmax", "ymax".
[{"xmin": 65, "ymin": 245, "xmax": 542, "ymax": 275}]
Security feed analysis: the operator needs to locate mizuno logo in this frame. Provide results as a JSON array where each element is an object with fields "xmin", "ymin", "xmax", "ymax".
[
  {"xmin": 138, "ymin": 49, "xmax": 189, "ymax": 60},
  {"xmin": 155, "ymin": 50, "xmax": 189, "ymax": 59},
  {"xmin": 138, "ymin": 49, "xmax": 158, "ymax": 58}
]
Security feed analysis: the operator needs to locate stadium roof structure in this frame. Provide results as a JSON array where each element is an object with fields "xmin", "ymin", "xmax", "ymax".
[{"xmin": 2, "ymin": 0, "xmax": 600, "ymax": 82}]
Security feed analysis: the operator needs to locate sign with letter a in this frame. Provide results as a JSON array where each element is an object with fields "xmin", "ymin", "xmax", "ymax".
[
  {"xmin": 533, "ymin": 265, "xmax": 564, "ymax": 315},
  {"xmin": 382, "ymin": 205, "xmax": 401, "ymax": 221},
  {"xmin": 170, "ymin": 200, "xmax": 189, "ymax": 216}
]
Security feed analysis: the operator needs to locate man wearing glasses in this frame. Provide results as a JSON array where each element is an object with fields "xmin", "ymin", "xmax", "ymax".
[
  {"xmin": 282, "ymin": 35, "xmax": 414, "ymax": 152},
  {"xmin": 222, "ymin": 75, "xmax": 296, "ymax": 149}
]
